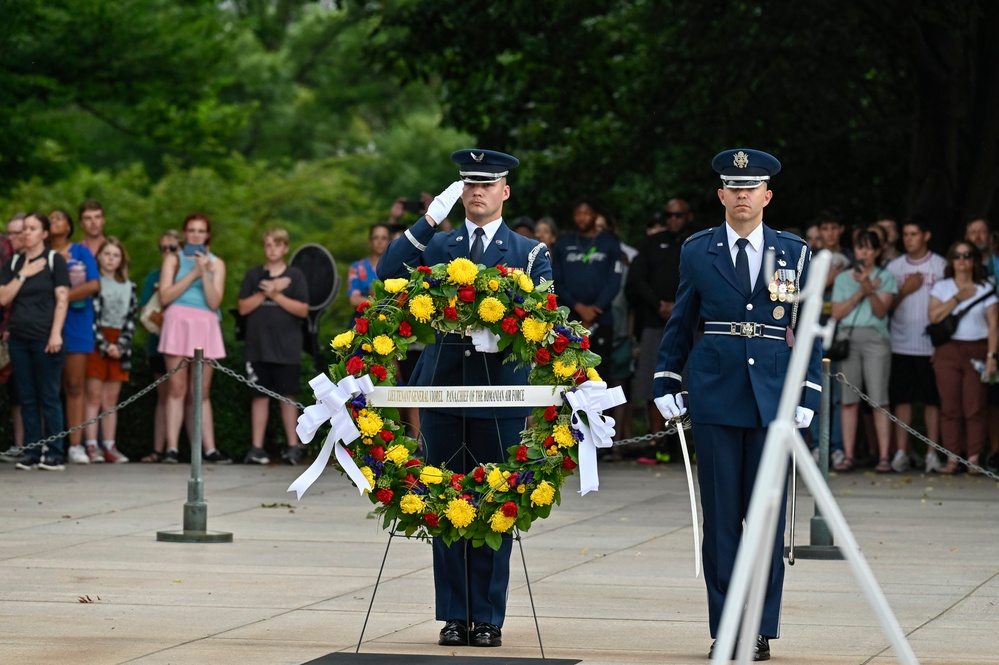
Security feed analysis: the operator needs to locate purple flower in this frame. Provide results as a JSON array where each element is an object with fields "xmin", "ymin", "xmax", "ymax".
[
  {"xmin": 513, "ymin": 294, "xmax": 524, "ymax": 304},
  {"xmin": 351, "ymin": 394, "xmax": 367, "ymax": 409},
  {"xmin": 364, "ymin": 458, "xmax": 384, "ymax": 476},
  {"xmin": 410, "ymin": 482, "xmax": 428, "ymax": 495},
  {"xmin": 519, "ymin": 470, "xmax": 534, "ymax": 485},
  {"xmin": 427, "ymin": 277, "xmax": 442, "ymax": 287},
  {"xmin": 570, "ymin": 427, "xmax": 584, "ymax": 442}
]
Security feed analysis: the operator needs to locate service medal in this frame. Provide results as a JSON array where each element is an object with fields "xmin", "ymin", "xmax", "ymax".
[
  {"xmin": 778, "ymin": 292, "xmax": 787, "ymax": 302},
  {"xmin": 770, "ymin": 293, "xmax": 778, "ymax": 302},
  {"xmin": 773, "ymin": 305, "xmax": 785, "ymax": 319}
]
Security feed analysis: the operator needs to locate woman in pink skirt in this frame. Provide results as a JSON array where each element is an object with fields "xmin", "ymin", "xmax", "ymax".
[{"xmin": 157, "ymin": 213, "xmax": 230, "ymax": 463}]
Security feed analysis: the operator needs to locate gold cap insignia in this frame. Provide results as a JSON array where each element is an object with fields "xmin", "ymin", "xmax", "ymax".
[{"xmin": 733, "ymin": 151, "xmax": 749, "ymax": 169}]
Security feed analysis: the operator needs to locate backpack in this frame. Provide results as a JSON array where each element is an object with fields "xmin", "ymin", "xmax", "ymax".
[{"xmin": 10, "ymin": 249, "xmax": 56, "ymax": 274}]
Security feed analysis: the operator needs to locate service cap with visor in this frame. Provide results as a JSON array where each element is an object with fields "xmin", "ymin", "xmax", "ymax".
[
  {"xmin": 451, "ymin": 149, "xmax": 520, "ymax": 183},
  {"xmin": 712, "ymin": 148, "xmax": 781, "ymax": 188}
]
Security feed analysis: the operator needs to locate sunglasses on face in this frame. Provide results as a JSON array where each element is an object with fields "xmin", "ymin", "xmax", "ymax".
[
  {"xmin": 160, "ymin": 245, "xmax": 179, "ymax": 253},
  {"xmin": 952, "ymin": 252, "xmax": 974, "ymax": 260}
]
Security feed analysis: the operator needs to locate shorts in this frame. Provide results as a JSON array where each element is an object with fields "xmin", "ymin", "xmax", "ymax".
[
  {"xmin": 609, "ymin": 336, "xmax": 634, "ymax": 382},
  {"xmin": 633, "ymin": 326, "xmax": 664, "ymax": 402},
  {"xmin": 158, "ymin": 304, "xmax": 226, "ymax": 359},
  {"xmin": 85, "ymin": 328, "xmax": 130, "ymax": 382},
  {"xmin": 888, "ymin": 353, "xmax": 939, "ymax": 406},
  {"xmin": 839, "ymin": 327, "xmax": 891, "ymax": 406},
  {"xmin": 246, "ymin": 361, "xmax": 301, "ymax": 396}
]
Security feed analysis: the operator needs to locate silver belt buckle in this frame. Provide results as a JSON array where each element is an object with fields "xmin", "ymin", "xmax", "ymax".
[{"xmin": 732, "ymin": 322, "xmax": 758, "ymax": 338}]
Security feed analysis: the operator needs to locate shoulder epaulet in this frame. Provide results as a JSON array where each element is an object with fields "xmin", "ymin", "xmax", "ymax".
[
  {"xmin": 775, "ymin": 229, "xmax": 806, "ymax": 245},
  {"xmin": 682, "ymin": 227, "xmax": 715, "ymax": 246}
]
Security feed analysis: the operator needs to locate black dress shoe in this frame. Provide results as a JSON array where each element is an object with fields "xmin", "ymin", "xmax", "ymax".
[
  {"xmin": 438, "ymin": 620, "xmax": 468, "ymax": 646},
  {"xmin": 471, "ymin": 622, "xmax": 502, "ymax": 647}
]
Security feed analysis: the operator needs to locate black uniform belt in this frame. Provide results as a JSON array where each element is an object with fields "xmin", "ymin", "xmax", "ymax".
[{"xmin": 703, "ymin": 321, "xmax": 785, "ymax": 341}]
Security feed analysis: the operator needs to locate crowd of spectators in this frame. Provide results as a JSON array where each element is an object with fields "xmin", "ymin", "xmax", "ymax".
[{"xmin": 3, "ymin": 194, "xmax": 998, "ymax": 476}]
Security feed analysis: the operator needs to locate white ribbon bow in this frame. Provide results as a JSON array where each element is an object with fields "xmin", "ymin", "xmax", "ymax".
[
  {"xmin": 288, "ymin": 373, "xmax": 375, "ymax": 500},
  {"xmin": 563, "ymin": 381, "xmax": 626, "ymax": 496}
]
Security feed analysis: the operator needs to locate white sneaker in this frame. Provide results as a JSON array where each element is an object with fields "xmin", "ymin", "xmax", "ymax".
[
  {"xmin": 831, "ymin": 449, "xmax": 846, "ymax": 468},
  {"xmin": 68, "ymin": 445, "xmax": 90, "ymax": 464},
  {"xmin": 103, "ymin": 446, "xmax": 129, "ymax": 463},
  {"xmin": 86, "ymin": 445, "xmax": 106, "ymax": 463},
  {"xmin": 890, "ymin": 450, "xmax": 910, "ymax": 473},
  {"xmin": 925, "ymin": 452, "xmax": 942, "ymax": 473}
]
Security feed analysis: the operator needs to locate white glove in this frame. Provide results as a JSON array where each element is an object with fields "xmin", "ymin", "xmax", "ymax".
[
  {"xmin": 654, "ymin": 393, "xmax": 687, "ymax": 420},
  {"xmin": 794, "ymin": 406, "xmax": 814, "ymax": 429},
  {"xmin": 470, "ymin": 328, "xmax": 501, "ymax": 353},
  {"xmin": 425, "ymin": 180, "xmax": 465, "ymax": 226}
]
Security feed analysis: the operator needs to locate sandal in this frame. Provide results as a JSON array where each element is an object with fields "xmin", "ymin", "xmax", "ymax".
[
  {"xmin": 141, "ymin": 451, "xmax": 164, "ymax": 463},
  {"xmin": 940, "ymin": 459, "xmax": 960, "ymax": 474},
  {"xmin": 833, "ymin": 456, "xmax": 855, "ymax": 472},
  {"xmin": 875, "ymin": 457, "xmax": 891, "ymax": 473}
]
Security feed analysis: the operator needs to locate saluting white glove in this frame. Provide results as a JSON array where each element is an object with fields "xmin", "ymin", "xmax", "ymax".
[
  {"xmin": 654, "ymin": 393, "xmax": 687, "ymax": 420},
  {"xmin": 425, "ymin": 180, "xmax": 465, "ymax": 226},
  {"xmin": 794, "ymin": 406, "xmax": 814, "ymax": 429},
  {"xmin": 470, "ymin": 328, "xmax": 501, "ymax": 353}
]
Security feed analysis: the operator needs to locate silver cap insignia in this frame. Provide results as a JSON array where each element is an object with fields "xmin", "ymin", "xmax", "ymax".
[
  {"xmin": 733, "ymin": 151, "xmax": 749, "ymax": 169},
  {"xmin": 471, "ymin": 152, "xmax": 485, "ymax": 163}
]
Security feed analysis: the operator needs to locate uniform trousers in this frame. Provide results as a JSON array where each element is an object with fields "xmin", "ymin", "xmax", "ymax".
[
  {"xmin": 422, "ymin": 410, "xmax": 521, "ymax": 627},
  {"xmin": 695, "ymin": 423, "xmax": 787, "ymax": 639}
]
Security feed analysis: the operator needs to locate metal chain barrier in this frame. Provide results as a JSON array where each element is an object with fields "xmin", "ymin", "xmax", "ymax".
[
  {"xmin": 834, "ymin": 371, "xmax": 999, "ymax": 481},
  {"xmin": 1, "ymin": 358, "xmax": 308, "ymax": 461}
]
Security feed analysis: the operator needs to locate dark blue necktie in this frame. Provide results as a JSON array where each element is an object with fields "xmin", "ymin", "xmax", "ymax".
[
  {"xmin": 470, "ymin": 227, "xmax": 485, "ymax": 263},
  {"xmin": 735, "ymin": 237, "xmax": 752, "ymax": 296}
]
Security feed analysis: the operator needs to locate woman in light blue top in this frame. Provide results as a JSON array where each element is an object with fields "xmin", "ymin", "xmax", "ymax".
[{"xmin": 831, "ymin": 230, "xmax": 898, "ymax": 472}]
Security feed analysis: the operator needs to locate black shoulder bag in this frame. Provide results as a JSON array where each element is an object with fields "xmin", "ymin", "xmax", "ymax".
[{"xmin": 925, "ymin": 287, "xmax": 995, "ymax": 348}]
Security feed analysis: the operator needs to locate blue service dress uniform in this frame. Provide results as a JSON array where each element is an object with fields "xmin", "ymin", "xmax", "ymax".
[
  {"xmin": 377, "ymin": 214, "xmax": 552, "ymax": 627},
  {"xmin": 652, "ymin": 223, "xmax": 822, "ymax": 639}
]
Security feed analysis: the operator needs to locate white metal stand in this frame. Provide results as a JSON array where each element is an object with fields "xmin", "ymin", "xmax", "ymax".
[{"xmin": 712, "ymin": 250, "xmax": 919, "ymax": 665}]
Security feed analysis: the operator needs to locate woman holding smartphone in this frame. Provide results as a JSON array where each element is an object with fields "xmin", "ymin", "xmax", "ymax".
[{"xmin": 157, "ymin": 213, "xmax": 229, "ymax": 463}]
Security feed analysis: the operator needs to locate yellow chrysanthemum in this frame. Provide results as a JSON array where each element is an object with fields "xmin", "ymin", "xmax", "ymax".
[
  {"xmin": 478, "ymin": 297, "xmax": 506, "ymax": 323},
  {"xmin": 586, "ymin": 367, "xmax": 602, "ymax": 382},
  {"xmin": 409, "ymin": 294, "xmax": 435, "ymax": 323},
  {"xmin": 445, "ymin": 499, "xmax": 477, "ymax": 528},
  {"xmin": 372, "ymin": 335, "xmax": 395, "ymax": 356},
  {"xmin": 332, "ymin": 330, "xmax": 355, "ymax": 350},
  {"xmin": 362, "ymin": 343, "xmax": 372, "ymax": 352},
  {"xmin": 553, "ymin": 359, "xmax": 577, "ymax": 379},
  {"xmin": 487, "ymin": 467, "xmax": 510, "ymax": 492},
  {"xmin": 517, "ymin": 485, "xmax": 526, "ymax": 494},
  {"xmin": 422, "ymin": 280, "xmax": 430, "ymax": 289},
  {"xmin": 362, "ymin": 437, "xmax": 372, "ymax": 446},
  {"xmin": 518, "ymin": 274, "xmax": 534, "ymax": 293},
  {"xmin": 400, "ymin": 494, "xmax": 425, "ymax": 514},
  {"xmin": 356, "ymin": 409, "xmax": 384, "ymax": 438},
  {"xmin": 489, "ymin": 511, "xmax": 516, "ymax": 533},
  {"xmin": 419, "ymin": 466, "xmax": 444, "ymax": 485},
  {"xmin": 358, "ymin": 466, "xmax": 374, "ymax": 494},
  {"xmin": 488, "ymin": 279, "xmax": 500, "ymax": 291},
  {"xmin": 530, "ymin": 480, "xmax": 555, "ymax": 507},
  {"xmin": 521, "ymin": 318, "xmax": 548, "ymax": 343},
  {"xmin": 383, "ymin": 278, "xmax": 409, "ymax": 294},
  {"xmin": 385, "ymin": 444, "xmax": 410, "ymax": 465},
  {"xmin": 447, "ymin": 257, "xmax": 479, "ymax": 284},
  {"xmin": 553, "ymin": 424, "xmax": 575, "ymax": 448},
  {"xmin": 378, "ymin": 314, "xmax": 387, "ymax": 321}
]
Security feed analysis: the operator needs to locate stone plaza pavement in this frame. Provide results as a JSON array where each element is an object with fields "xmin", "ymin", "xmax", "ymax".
[{"xmin": 1, "ymin": 459, "xmax": 997, "ymax": 665}]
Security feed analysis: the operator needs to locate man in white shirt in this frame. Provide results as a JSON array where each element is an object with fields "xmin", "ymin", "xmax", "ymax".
[{"xmin": 886, "ymin": 222, "xmax": 947, "ymax": 472}]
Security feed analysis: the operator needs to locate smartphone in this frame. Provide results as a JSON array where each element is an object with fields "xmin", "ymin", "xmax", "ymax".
[
  {"xmin": 402, "ymin": 199, "xmax": 424, "ymax": 213},
  {"xmin": 183, "ymin": 243, "xmax": 206, "ymax": 256}
]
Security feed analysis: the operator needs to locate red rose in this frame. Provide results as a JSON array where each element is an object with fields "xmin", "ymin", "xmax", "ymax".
[
  {"xmin": 399, "ymin": 321, "xmax": 412, "ymax": 337},
  {"xmin": 534, "ymin": 348, "xmax": 551, "ymax": 365},
  {"xmin": 501, "ymin": 501, "xmax": 518, "ymax": 518},
  {"xmin": 450, "ymin": 473, "xmax": 464, "ymax": 490},
  {"xmin": 501, "ymin": 317, "xmax": 519, "ymax": 335},
  {"xmin": 405, "ymin": 458, "xmax": 422, "ymax": 468},
  {"xmin": 369, "ymin": 445, "xmax": 385, "ymax": 461},
  {"xmin": 515, "ymin": 445, "xmax": 528, "ymax": 462},
  {"xmin": 403, "ymin": 474, "xmax": 418, "ymax": 488},
  {"xmin": 370, "ymin": 365, "xmax": 387, "ymax": 381},
  {"xmin": 345, "ymin": 356, "xmax": 364, "ymax": 375},
  {"xmin": 460, "ymin": 494, "xmax": 473, "ymax": 502},
  {"xmin": 376, "ymin": 488, "xmax": 394, "ymax": 504},
  {"xmin": 444, "ymin": 306, "xmax": 458, "ymax": 320},
  {"xmin": 424, "ymin": 512, "xmax": 439, "ymax": 527},
  {"xmin": 573, "ymin": 369, "xmax": 587, "ymax": 384},
  {"xmin": 458, "ymin": 285, "xmax": 477, "ymax": 303},
  {"xmin": 356, "ymin": 301, "xmax": 371, "ymax": 312},
  {"xmin": 396, "ymin": 293, "xmax": 408, "ymax": 306},
  {"xmin": 563, "ymin": 456, "xmax": 578, "ymax": 470},
  {"xmin": 546, "ymin": 294, "xmax": 557, "ymax": 310},
  {"xmin": 354, "ymin": 317, "xmax": 369, "ymax": 333},
  {"xmin": 552, "ymin": 334, "xmax": 569, "ymax": 354},
  {"xmin": 512, "ymin": 306, "xmax": 527, "ymax": 320},
  {"xmin": 417, "ymin": 266, "xmax": 432, "ymax": 274},
  {"xmin": 380, "ymin": 429, "xmax": 395, "ymax": 443},
  {"xmin": 544, "ymin": 436, "xmax": 555, "ymax": 447},
  {"xmin": 544, "ymin": 405, "xmax": 558, "ymax": 422},
  {"xmin": 580, "ymin": 335, "xmax": 590, "ymax": 349},
  {"xmin": 472, "ymin": 466, "xmax": 485, "ymax": 482},
  {"xmin": 507, "ymin": 472, "xmax": 519, "ymax": 486},
  {"xmin": 496, "ymin": 265, "xmax": 508, "ymax": 276}
]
